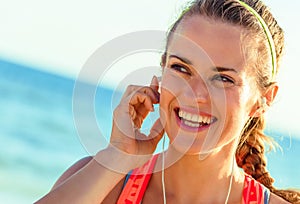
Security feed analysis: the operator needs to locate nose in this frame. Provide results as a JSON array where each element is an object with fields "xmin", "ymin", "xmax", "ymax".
[{"xmin": 183, "ymin": 76, "xmax": 210, "ymax": 103}]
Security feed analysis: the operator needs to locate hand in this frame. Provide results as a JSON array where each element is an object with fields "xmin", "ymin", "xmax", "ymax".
[{"xmin": 110, "ymin": 76, "xmax": 164, "ymax": 156}]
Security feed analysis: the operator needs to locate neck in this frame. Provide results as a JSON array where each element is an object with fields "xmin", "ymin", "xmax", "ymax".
[{"xmin": 154, "ymin": 142, "xmax": 244, "ymax": 203}]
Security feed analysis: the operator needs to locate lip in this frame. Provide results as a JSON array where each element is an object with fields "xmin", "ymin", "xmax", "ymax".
[{"xmin": 174, "ymin": 107, "xmax": 217, "ymax": 133}]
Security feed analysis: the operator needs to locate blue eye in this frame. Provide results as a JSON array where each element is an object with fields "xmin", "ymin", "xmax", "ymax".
[
  {"xmin": 170, "ymin": 64, "xmax": 191, "ymax": 75},
  {"xmin": 211, "ymin": 74, "xmax": 235, "ymax": 87},
  {"xmin": 214, "ymin": 75, "xmax": 234, "ymax": 83}
]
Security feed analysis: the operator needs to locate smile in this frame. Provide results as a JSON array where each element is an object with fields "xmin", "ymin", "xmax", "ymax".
[{"xmin": 175, "ymin": 108, "xmax": 217, "ymax": 131}]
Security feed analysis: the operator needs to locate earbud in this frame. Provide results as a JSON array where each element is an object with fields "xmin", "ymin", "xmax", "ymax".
[
  {"xmin": 259, "ymin": 97, "xmax": 267, "ymax": 112},
  {"xmin": 261, "ymin": 97, "xmax": 267, "ymax": 106},
  {"xmin": 157, "ymin": 76, "xmax": 162, "ymax": 94}
]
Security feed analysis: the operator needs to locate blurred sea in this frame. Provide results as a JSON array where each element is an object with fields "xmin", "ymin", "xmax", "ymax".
[{"xmin": 0, "ymin": 59, "xmax": 299, "ymax": 204}]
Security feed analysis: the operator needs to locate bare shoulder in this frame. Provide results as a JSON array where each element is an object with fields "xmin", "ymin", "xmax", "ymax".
[
  {"xmin": 269, "ymin": 192, "xmax": 291, "ymax": 204},
  {"xmin": 52, "ymin": 156, "xmax": 93, "ymax": 189},
  {"xmin": 102, "ymin": 176, "xmax": 125, "ymax": 204},
  {"xmin": 50, "ymin": 155, "xmax": 126, "ymax": 202}
]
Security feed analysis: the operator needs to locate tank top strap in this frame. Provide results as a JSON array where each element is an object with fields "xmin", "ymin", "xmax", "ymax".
[
  {"xmin": 117, "ymin": 154, "xmax": 159, "ymax": 204},
  {"xmin": 243, "ymin": 174, "xmax": 270, "ymax": 204}
]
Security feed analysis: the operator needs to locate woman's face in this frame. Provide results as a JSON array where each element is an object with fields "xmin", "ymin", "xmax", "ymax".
[{"xmin": 159, "ymin": 16, "xmax": 259, "ymax": 155}]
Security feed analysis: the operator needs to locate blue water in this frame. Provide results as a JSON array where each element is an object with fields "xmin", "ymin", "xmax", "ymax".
[{"xmin": 0, "ymin": 59, "xmax": 299, "ymax": 204}]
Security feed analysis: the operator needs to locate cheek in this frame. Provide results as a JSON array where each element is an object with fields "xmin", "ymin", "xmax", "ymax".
[
  {"xmin": 239, "ymin": 83, "xmax": 259, "ymax": 116},
  {"xmin": 223, "ymin": 85, "xmax": 255, "ymax": 125},
  {"xmin": 158, "ymin": 70, "xmax": 190, "ymax": 118},
  {"xmin": 159, "ymin": 89, "xmax": 170, "ymax": 123},
  {"xmin": 160, "ymin": 69, "xmax": 188, "ymax": 97},
  {"xmin": 159, "ymin": 87, "xmax": 174, "ymax": 133},
  {"xmin": 159, "ymin": 80, "xmax": 183, "ymax": 142}
]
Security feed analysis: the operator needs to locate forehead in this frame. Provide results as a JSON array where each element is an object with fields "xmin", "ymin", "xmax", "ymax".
[{"xmin": 168, "ymin": 16, "xmax": 247, "ymax": 70}]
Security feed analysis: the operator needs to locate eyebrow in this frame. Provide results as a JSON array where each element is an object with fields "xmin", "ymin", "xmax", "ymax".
[
  {"xmin": 168, "ymin": 55, "xmax": 193, "ymax": 65},
  {"xmin": 169, "ymin": 54, "xmax": 238, "ymax": 73},
  {"xmin": 212, "ymin": 67, "xmax": 238, "ymax": 73}
]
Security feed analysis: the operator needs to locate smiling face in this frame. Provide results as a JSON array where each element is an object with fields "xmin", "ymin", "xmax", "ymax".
[{"xmin": 159, "ymin": 16, "xmax": 260, "ymax": 155}]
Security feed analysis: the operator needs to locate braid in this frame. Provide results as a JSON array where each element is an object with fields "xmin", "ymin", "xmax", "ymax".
[
  {"xmin": 236, "ymin": 116, "xmax": 300, "ymax": 203},
  {"xmin": 236, "ymin": 116, "xmax": 273, "ymax": 185}
]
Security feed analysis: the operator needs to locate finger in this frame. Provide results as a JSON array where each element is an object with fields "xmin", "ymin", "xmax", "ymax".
[
  {"xmin": 123, "ymin": 84, "xmax": 159, "ymax": 104},
  {"xmin": 130, "ymin": 105, "xmax": 149, "ymax": 129},
  {"xmin": 150, "ymin": 76, "xmax": 160, "ymax": 102},
  {"xmin": 132, "ymin": 101, "xmax": 152, "ymax": 128},
  {"xmin": 129, "ymin": 93, "xmax": 153, "ymax": 128},
  {"xmin": 129, "ymin": 92, "xmax": 154, "ymax": 112},
  {"xmin": 122, "ymin": 85, "xmax": 143, "ymax": 99},
  {"xmin": 138, "ymin": 86, "xmax": 159, "ymax": 104},
  {"xmin": 129, "ymin": 104, "xmax": 136, "ymax": 120},
  {"xmin": 150, "ymin": 75, "xmax": 159, "ymax": 91},
  {"xmin": 148, "ymin": 119, "xmax": 165, "ymax": 144},
  {"xmin": 133, "ymin": 108, "xmax": 152, "ymax": 128},
  {"xmin": 133, "ymin": 115, "xmax": 143, "ymax": 129}
]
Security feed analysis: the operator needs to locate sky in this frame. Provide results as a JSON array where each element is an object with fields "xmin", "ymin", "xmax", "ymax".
[{"xmin": 1, "ymin": 0, "xmax": 300, "ymax": 135}]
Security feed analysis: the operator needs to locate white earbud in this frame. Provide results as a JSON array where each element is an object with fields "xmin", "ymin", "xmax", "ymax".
[
  {"xmin": 261, "ymin": 97, "xmax": 267, "ymax": 106},
  {"xmin": 157, "ymin": 76, "xmax": 162, "ymax": 94},
  {"xmin": 260, "ymin": 97, "xmax": 267, "ymax": 111}
]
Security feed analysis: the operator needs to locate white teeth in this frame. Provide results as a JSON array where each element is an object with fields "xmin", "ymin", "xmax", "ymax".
[
  {"xmin": 184, "ymin": 120, "xmax": 200, "ymax": 128},
  {"xmin": 186, "ymin": 113, "xmax": 192, "ymax": 121},
  {"xmin": 178, "ymin": 109, "xmax": 212, "ymax": 124},
  {"xmin": 191, "ymin": 114, "xmax": 198, "ymax": 122},
  {"xmin": 179, "ymin": 110, "xmax": 183, "ymax": 118}
]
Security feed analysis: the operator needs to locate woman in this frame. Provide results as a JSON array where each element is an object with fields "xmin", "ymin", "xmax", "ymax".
[{"xmin": 36, "ymin": 0, "xmax": 300, "ymax": 203}]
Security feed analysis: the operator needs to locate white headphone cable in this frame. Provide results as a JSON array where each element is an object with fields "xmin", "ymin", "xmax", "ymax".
[
  {"xmin": 224, "ymin": 155, "xmax": 235, "ymax": 204},
  {"xmin": 160, "ymin": 142, "xmax": 235, "ymax": 204},
  {"xmin": 161, "ymin": 134, "xmax": 167, "ymax": 204}
]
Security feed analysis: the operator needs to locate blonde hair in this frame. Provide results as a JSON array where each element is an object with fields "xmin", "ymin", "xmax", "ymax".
[{"xmin": 163, "ymin": 0, "xmax": 300, "ymax": 202}]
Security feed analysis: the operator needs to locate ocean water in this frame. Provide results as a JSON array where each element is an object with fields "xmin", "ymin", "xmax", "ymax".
[{"xmin": 0, "ymin": 59, "xmax": 299, "ymax": 204}]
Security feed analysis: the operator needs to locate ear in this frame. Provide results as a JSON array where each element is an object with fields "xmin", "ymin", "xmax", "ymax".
[
  {"xmin": 264, "ymin": 83, "xmax": 279, "ymax": 106},
  {"xmin": 160, "ymin": 53, "xmax": 167, "ymax": 68},
  {"xmin": 249, "ymin": 83, "xmax": 279, "ymax": 117}
]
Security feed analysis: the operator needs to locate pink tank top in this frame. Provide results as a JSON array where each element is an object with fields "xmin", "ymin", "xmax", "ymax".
[{"xmin": 117, "ymin": 154, "xmax": 270, "ymax": 204}]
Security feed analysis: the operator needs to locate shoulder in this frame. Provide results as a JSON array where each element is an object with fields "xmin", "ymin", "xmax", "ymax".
[
  {"xmin": 51, "ymin": 155, "xmax": 127, "ymax": 202},
  {"xmin": 102, "ymin": 177, "xmax": 126, "ymax": 204},
  {"xmin": 269, "ymin": 192, "xmax": 290, "ymax": 204},
  {"xmin": 52, "ymin": 156, "xmax": 93, "ymax": 189}
]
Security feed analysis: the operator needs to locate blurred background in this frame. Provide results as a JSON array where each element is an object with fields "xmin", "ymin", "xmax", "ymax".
[{"xmin": 0, "ymin": 0, "xmax": 299, "ymax": 203}]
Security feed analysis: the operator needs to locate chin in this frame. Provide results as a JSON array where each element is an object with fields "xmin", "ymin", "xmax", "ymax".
[
  {"xmin": 169, "ymin": 136, "xmax": 210, "ymax": 155},
  {"xmin": 168, "ymin": 133, "xmax": 234, "ymax": 158}
]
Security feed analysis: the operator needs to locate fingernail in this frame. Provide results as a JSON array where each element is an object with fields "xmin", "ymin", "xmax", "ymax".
[{"xmin": 151, "ymin": 75, "xmax": 157, "ymax": 85}]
